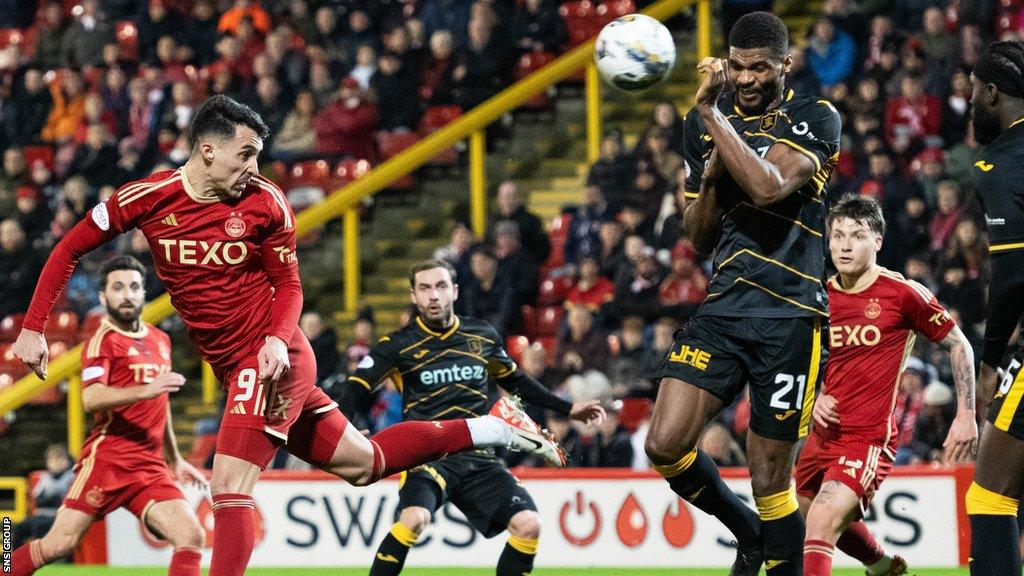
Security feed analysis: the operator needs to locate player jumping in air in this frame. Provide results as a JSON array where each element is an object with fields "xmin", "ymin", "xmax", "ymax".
[
  {"xmin": 646, "ymin": 12, "xmax": 841, "ymax": 575},
  {"xmin": 342, "ymin": 260, "xmax": 605, "ymax": 576},
  {"xmin": 8, "ymin": 256, "xmax": 207, "ymax": 576},
  {"xmin": 796, "ymin": 195, "xmax": 977, "ymax": 575},
  {"xmin": 10, "ymin": 96, "xmax": 562, "ymax": 576},
  {"xmin": 965, "ymin": 40, "xmax": 1024, "ymax": 576}
]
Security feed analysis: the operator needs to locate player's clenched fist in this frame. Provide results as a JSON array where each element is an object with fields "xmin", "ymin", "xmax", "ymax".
[
  {"xmin": 812, "ymin": 393, "xmax": 840, "ymax": 429},
  {"xmin": 140, "ymin": 371, "xmax": 186, "ymax": 400},
  {"xmin": 695, "ymin": 56, "xmax": 728, "ymax": 108},
  {"xmin": 258, "ymin": 335, "xmax": 290, "ymax": 384},
  {"xmin": 12, "ymin": 328, "xmax": 49, "ymax": 380}
]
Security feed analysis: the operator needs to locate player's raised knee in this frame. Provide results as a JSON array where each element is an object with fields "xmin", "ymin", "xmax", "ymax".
[
  {"xmin": 41, "ymin": 531, "xmax": 79, "ymax": 560},
  {"xmin": 644, "ymin": 433, "xmax": 687, "ymax": 465},
  {"xmin": 508, "ymin": 510, "xmax": 542, "ymax": 540},
  {"xmin": 399, "ymin": 507, "xmax": 432, "ymax": 534},
  {"xmin": 167, "ymin": 520, "xmax": 205, "ymax": 550}
]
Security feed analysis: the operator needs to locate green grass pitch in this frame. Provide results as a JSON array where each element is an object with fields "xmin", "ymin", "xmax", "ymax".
[{"xmin": 32, "ymin": 567, "xmax": 971, "ymax": 575}]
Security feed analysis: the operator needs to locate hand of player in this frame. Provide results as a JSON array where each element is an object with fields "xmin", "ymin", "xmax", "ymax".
[
  {"xmin": 943, "ymin": 410, "xmax": 979, "ymax": 464},
  {"xmin": 173, "ymin": 459, "xmax": 210, "ymax": 489},
  {"xmin": 258, "ymin": 336, "xmax": 290, "ymax": 384},
  {"xmin": 12, "ymin": 329, "xmax": 49, "ymax": 380},
  {"xmin": 695, "ymin": 57, "xmax": 728, "ymax": 108},
  {"xmin": 703, "ymin": 148, "xmax": 726, "ymax": 182},
  {"xmin": 812, "ymin": 393, "xmax": 840, "ymax": 429},
  {"xmin": 139, "ymin": 371, "xmax": 185, "ymax": 400},
  {"xmin": 569, "ymin": 401, "xmax": 606, "ymax": 428}
]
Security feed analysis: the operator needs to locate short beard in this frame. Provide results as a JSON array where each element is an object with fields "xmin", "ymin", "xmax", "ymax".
[
  {"xmin": 107, "ymin": 304, "xmax": 140, "ymax": 326},
  {"xmin": 971, "ymin": 106, "xmax": 1002, "ymax": 145}
]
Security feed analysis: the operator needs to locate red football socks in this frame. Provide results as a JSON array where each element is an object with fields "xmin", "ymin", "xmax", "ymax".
[
  {"xmin": 9, "ymin": 541, "xmax": 43, "ymax": 576},
  {"xmin": 837, "ymin": 519, "xmax": 885, "ymax": 565},
  {"xmin": 169, "ymin": 546, "xmax": 202, "ymax": 576},
  {"xmin": 368, "ymin": 419, "xmax": 473, "ymax": 482},
  {"xmin": 804, "ymin": 539, "xmax": 835, "ymax": 576},
  {"xmin": 210, "ymin": 493, "xmax": 255, "ymax": 576}
]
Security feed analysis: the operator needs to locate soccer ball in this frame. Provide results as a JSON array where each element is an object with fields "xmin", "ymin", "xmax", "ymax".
[{"xmin": 594, "ymin": 14, "xmax": 676, "ymax": 91}]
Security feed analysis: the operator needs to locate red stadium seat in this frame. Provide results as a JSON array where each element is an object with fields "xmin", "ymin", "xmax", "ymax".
[
  {"xmin": 536, "ymin": 336, "xmax": 557, "ymax": 367},
  {"xmin": 535, "ymin": 306, "xmax": 564, "ymax": 337},
  {"xmin": 560, "ymin": 1, "xmax": 599, "ymax": 48},
  {"xmin": 520, "ymin": 305, "xmax": 538, "ymax": 340},
  {"xmin": 549, "ymin": 213, "xmax": 573, "ymax": 239},
  {"xmin": 289, "ymin": 159, "xmax": 331, "ymax": 188},
  {"xmin": 618, "ymin": 397, "xmax": 653, "ymax": 432},
  {"xmin": 514, "ymin": 52, "xmax": 556, "ymax": 109},
  {"xmin": 506, "ymin": 335, "xmax": 530, "ymax": 364},
  {"xmin": 332, "ymin": 158, "xmax": 372, "ymax": 189},
  {"xmin": 375, "ymin": 131, "xmax": 421, "ymax": 188},
  {"xmin": 418, "ymin": 106, "xmax": 462, "ymax": 165},
  {"xmin": 537, "ymin": 276, "xmax": 573, "ymax": 306},
  {"xmin": 0, "ymin": 314, "xmax": 25, "ymax": 342},
  {"xmin": 0, "ymin": 29, "xmax": 25, "ymax": 50},
  {"xmin": 44, "ymin": 311, "xmax": 79, "ymax": 343},
  {"xmin": 22, "ymin": 145, "xmax": 54, "ymax": 172},
  {"xmin": 596, "ymin": 0, "xmax": 637, "ymax": 24},
  {"xmin": 115, "ymin": 21, "xmax": 138, "ymax": 61},
  {"xmin": 541, "ymin": 236, "xmax": 566, "ymax": 272}
]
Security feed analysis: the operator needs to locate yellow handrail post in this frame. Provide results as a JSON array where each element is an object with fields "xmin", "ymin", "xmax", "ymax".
[
  {"xmin": 585, "ymin": 62, "xmax": 601, "ymax": 164},
  {"xmin": 0, "ymin": 477, "xmax": 27, "ymax": 523},
  {"xmin": 470, "ymin": 130, "xmax": 487, "ymax": 238},
  {"xmin": 66, "ymin": 375, "xmax": 83, "ymax": 457},
  {"xmin": 344, "ymin": 207, "xmax": 360, "ymax": 312},
  {"xmin": 698, "ymin": 0, "xmax": 712, "ymax": 59},
  {"xmin": 201, "ymin": 361, "xmax": 216, "ymax": 405}
]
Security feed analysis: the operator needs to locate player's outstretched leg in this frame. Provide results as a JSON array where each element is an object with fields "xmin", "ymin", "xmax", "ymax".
[
  {"xmin": 369, "ymin": 507, "xmax": 430, "ymax": 576},
  {"xmin": 747, "ymin": 433, "xmax": 802, "ymax": 576},
  {"xmin": 9, "ymin": 507, "xmax": 93, "ymax": 575},
  {"xmin": 144, "ymin": 499, "xmax": 205, "ymax": 576},
  {"xmin": 208, "ymin": 428, "xmax": 273, "ymax": 576},
  {"xmin": 496, "ymin": 511, "xmax": 541, "ymax": 576},
  {"xmin": 837, "ymin": 520, "xmax": 906, "ymax": 576},
  {"xmin": 968, "ymin": 425, "xmax": 1024, "ymax": 576},
  {"xmin": 644, "ymin": 379, "xmax": 762, "ymax": 576},
  {"xmin": 800, "ymin": 480, "xmax": 859, "ymax": 576}
]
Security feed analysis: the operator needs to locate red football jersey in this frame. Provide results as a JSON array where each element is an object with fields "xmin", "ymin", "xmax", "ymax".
[
  {"xmin": 79, "ymin": 319, "xmax": 172, "ymax": 462},
  {"xmin": 822, "ymin": 267, "xmax": 955, "ymax": 453}
]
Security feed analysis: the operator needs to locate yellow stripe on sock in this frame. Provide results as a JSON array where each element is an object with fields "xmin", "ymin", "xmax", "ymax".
[
  {"xmin": 965, "ymin": 482, "xmax": 1019, "ymax": 516},
  {"xmin": 390, "ymin": 522, "xmax": 420, "ymax": 547},
  {"xmin": 508, "ymin": 535, "xmax": 539, "ymax": 555},
  {"xmin": 652, "ymin": 449, "xmax": 698, "ymax": 479},
  {"xmin": 754, "ymin": 485, "xmax": 799, "ymax": 521}
]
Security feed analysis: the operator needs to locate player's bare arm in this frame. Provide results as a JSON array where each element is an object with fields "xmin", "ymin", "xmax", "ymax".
[
  {"xmin": 81, "ymin": 371, "xmax": 185, "ymax": 413},
  {"xmin": 694, "ymin": 56, "xmax": 817, "ymax": 207},
  {"xmin": 682, "ymin": 149, "xmax": 725, "ymax": 255},
  {"xmin": 937, "ymin": 325, "xmax": 979, "ymax": 463},
  {"xmin": 163, "ymin": 404, "xmax": 209, "ymax": 487}
]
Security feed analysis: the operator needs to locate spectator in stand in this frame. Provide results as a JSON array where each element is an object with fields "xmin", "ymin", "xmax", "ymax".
[
  {"xmin": 314, "ymin": 76, "xmax": 379, "ymax": 161},
  {"xmin": 126, "ymin": 78, "xmax": 155, "ymax": 147},
  {"xmin": 309, "ymin": 7, "xmax": 348, "ymax": 66},
  {"xmin": 181, "ymin": 0, "xmax": 220, "ymax": 67},
  {"xmin": 421, "ymin": 0, "xmax": 474, "ymax": 49},
  {"xmin": 864, "ymin": 36, "xmax": 902, "ymax": 97},
  {"xmin": 491, "ymin": 180, "xmax": 550, "ymax": 266},
  {"xmin": 699, "ymin": 423, "xmax": 747, "ymax": 467},
  {"xmin": 636, "ymin": 128, "xmax": 684, "ymax": 186},
  {"xmin": 156, "ymin": 81, "xmax": 196, "ymax": 136},
  {"xmin": 453, "ymin": 16, "xmax": 512, "ymax": 110},
  {"xmin": 609, "ymin": 234, "xmax": 646, "ymax": 285},
  {"xmin": 60, "ymin": 0, "xmax": 114, "ymax": 68},
  {"xmin": 493, "ymin": 220, "xmax": 540, "ymax": 307},
  {"xmin": 421, "ymin": 30, "xmax": 458, "ymax": 106},
  {"xmin": 919, "ymin": 7, "xmax": 954, "ymax": 64},
  {"xmin": 67, "ymin": 123, "xmax": 119, "ymax": 188},
  {"xmin": 806, "ymin": 16, "xmax": 856, "ymax": 88},
  {"xmin": 434, "ymin": 221, "xmax": 475, "ymax": 281},
  {"xmin": 937, "ymin": 256, "xmax": 985, "ymax": 330},
  {"xmin": 41, "ymin": 70, "xmax": 87, "ymax": 145},
  {"xmin": 653, "ymin": 172, "xmax": 689, "ymax": 251},
  {"xmin": 512, "ymin": 0, "xmax": 567, "ymax": 54},
  {"xmin": 100, "ymin": 67, "xmax": 130, "ymax": 134},
  {"xmin": 942, "ymin": 218, "xmax": 987, "ymax": 280},
  {"xmin": 371, "ymin": 51, "xmax": 419, "ymax": 131},
  {"xmin": 344, "ymin": 315, "xmax": 376, "ymax": 373},
  {"xmin": 457, "ymin": 245, "xmax": 516, "ymax": 336},
  {"xmin": 883, "ymin": 189, "xmax": 930, "ymax": 274},
  {"xmin": 546, "ymin": 412, "xmax": 584, "ymax": 467},
  {"xmin": 15, "ymin": 186, "xmax": 52, "ymax": 245},
  {"xmin": 885, "ymin": 73, "xmax": 941, "ymax": 157},
  {"xmin": 137, "ymin": 0, "xmax": 182, "ymax": 64},
  {"xmin": 250, "ymin": 77, "xmax": 288, "ymax": 147},
  {"xmin": 340, "ymin": 11, "xmax": 378, "ymax": 66},
  {"xmin": 619, "ymin": 200, "xmax": 656, "ymax": 245},
  {"xmin": 270, "ymin": 90, "xmax": 317, "ymax": 161},
  {"xmin": 940, "ymin": 68, "xmax": 971, "ymax": 147},
  {"xmin": 566, "ymin": 256, "xmax": 615, "ymax": 312},
  {"xmin": 597, "ymin": 220, "xmax": 626, "ymax": 280},
  {"xmin": 902, "ymin": 381, "xmax": 956, "ymax": 464},
  {"xmin": 382, "ymin": 24, "xmax": 425, "ymax": 75},
  {"xmin": 609, "ymin": 316, "xmax": 659, "ymax": 398},
  {"xmin": 218, "ymin": 0, "xmax": 272, "ymax": 36},
  {"xmin": 11, "ymin": 445, "xmax": 75, "ymax": 549},
  {"xmin": 587, "ymin": 129, "xmax": 634, "ymax": 211},
  {"xmin": 0, "ymin": 219, "xmax": 42, "ymax": 317},
  {"xmin": 648, "ymin": 316, "xmax": 677, "ymax": 372},
  {"xmin": 929, "ymin": 180, "xmax": 965, "ymax": 252},
  {"xmin": 611, "ymin": 245, "xmax": 663, "ymax": 322},
  {"xmin": 892, "ymin": 356, "xmax": 928, "ymax": 465},
  {"xmin": 556, "ymin": 305, "xmax": 610, "ymax": 377},
  {"xmin": 658, "ymin": 239, "xmax": 707, "ymax": 317},
  {"xmin": 579, "ymin": 406, "xmax": 634, "ymax": 467},
  {"xmin": 350, "ymin": 44, "xmax": 378, "ymax": 89},
  {"xmin": 847, "ymin": 77, "xmax": 885, "ymax": 120},
  {"xmin": 300, "ymin": 311, "xmax": 340, "ymax": 386},
  {"xmin": 5, "ymin": 68, "xmax": 53, "ymax": 147},
  {"xmin": 910, "ymin": 147, "xmax": 944, "ymax": 206},
  {"xmin": 34, "ymin": 2, "xmax": 67, "ymax": 71},
  {"xmin": 786, "ymin": 47, "xmax": 821, "ymax": 97},
  {"xmin": 563, "ymin": 184, "xmax": 613, "ymax": 267},
  {"xmin": 0, "ymin": 148, "xmax": 29, "ymax": 202}
]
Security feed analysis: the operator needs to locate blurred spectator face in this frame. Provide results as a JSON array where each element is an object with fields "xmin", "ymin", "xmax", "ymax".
[
  {"xmin": 103, "ymin": 43, "xmax": 122, "ymax": 66},
  {"xmin": 600, "ymin": 136, "xmax": 621, "ymax": 159},
  {"xmin": 494, "ymin": 224, "xmax": 521, "ymax": 255},
  {"xmin": 900, "ymin": 368, "xmax": 925, "ymax": 395},
  {"xmin": 599, "ymin": 409, "xmax": 620, "ymax": 436},
  {"xmin": 81, "ymin": 0, "xmax": 98, "ymax": 17},
  {"xmin": 63, "ymin": 72, "xmax": 84, "ymax": 97},
  {"xmin": 646, "ymin": 131, "xmax": 668, "ymax": 153},
  {"xmin": 0, "ymin": 219, "xmax": 25, "ymax": 252},
  {"xmin": 353, "ymin": 318, "xmax": 374, "ymax": 342},
  {"xmin": 583, "ymin": 184, "xmax": 603, "ymax": 207},
  {"xmin": 470, "ymin": 250, "xmax": 498, "ymax": 282},
  {"xmin": 471, "ymin": 1, "xmax": 497, "ymax": 25},
  {"xmin": 217, "ymin": 36, "xmax": 240, "ymax": 60},
  {"xmin": 653, "ymin": 318, "xmax": 677, "ymax": 350},
  {"xmin": 236, "ymin": 17, "xmax": 255, "ymax": 40},
  {"xmin": 828, "ymin": 82, "xmax": 848, "ymax": 102},
  {"xmin": 299, "ymin": 312, "xmax": 324, "ymax": 341},
  {"xmin": 266, "ymin": 31, "xmax": 287, "ymax": 58},
  {"xmin": 315, "ymin": 7, "xmax": 336, "ymax": 33},
  {"xmin": 339, "ymin": 79, "xmax": 360, "ymax": 104},
  {"xmin": 384, "ymin": 27, "xmax": 410, "ymax": 55},
  {"xmin": 868, "ymin": 152, "xmax": 892, "ymax": 178},
  {"xmin": 98, "ymin": 185, "xmax": 115, "ymax": 202},
  {"xmin": 289, "ymin": 0, "xmax": 308, "ymax": 17},
  {"xmin": 579, "ymin": 257, "xmax": 599, "ymax": 281},
  {"xmin": 406, "ymin": 19, "xmax": 425, "ymax": 47},
  {"xmin": 129, "ymin": 78, "xmax": 148, "ymax": 103},
  {"xmin": 857, "ymin": 78, "xmax": 879, "ymax": 102},
  {"xmin": 411, "ymin": 265, "xmax": 459, "ymax": 325},
  {"xmin": 901, "ymin": 48, "xmax": 924, "ymax": 73},
  {"xmin": 194, "ymin": 0, "xmax": 214, "ymax": 19},
  {"xmin": 430, "ymin": 31, "xmax": 454, "ymax": 59},
  {"xmin": 936, "ymin": 181, "xmax": 960, "ymax": 214},
  {"xmin": 599, "ymin": 221, "xmax": 623, "ymax": 249},
  {"xmin": 105, "ymin": 67, "xmax": 127, "ymax": 93},
  {"xmin": 149, "ymin": 0, "xmax": 167, "ymax": 20},
  {"xmin": 295, "ymin": 90, "xmax": 315, "ymax": 115},
  {"xmin": 349, "ymin": 10, "xmax": 370, "ymax": 33},
  {"xmin": 84, "ymin": 93, "xmax": 105, "ymax": 120},
  {"xmin": 624, "ymin": 235, "xmax": 646, "ymax": 262},
  {"xmin": 950, "ymin": 70, "xmax": 969, "ymax": 96},
  {"xmin": 621, "ymin": 205, "xmax": 646, "ymax": 231},
  {"xmin": 256, "ymin": 77, "xmax": 280, "ymax": 104},
  {"xmin": 943, "ymin": 265, "xmax": 966, "ymax": 286},
  {"xmin": 156, "ymin": 35, "xmax": 177, "ymax": 62},
  {"xmin": 171, "ymin": 81, "xmax": 193, "ymax": 105},
  {"xmin": 43, "ymin": 2, "xmax": 62, "ymax": 26},
  {"xmin": 379, "ymin": 53, "xmax": 400, "ymax": 74},
  {"xmin": 923, "ymin": 7, "xmax": 943, "ymax": 34},
  {"xmin": 521, "ymin": 344, "xmax": 546, "ymax": 377},
  {"xmin": 699, "ymin": 424, "xmax": 734, "ymax": 463},
  {"xmin": 14, "ymin": 188, "xmax": 35, "ymax": 215},
  {"xmin": 24, "ymin": 69, "xmax": 43, "ymax": 93},
  {"xmin": 853, "ymin": 114, "xmax": 879, "ymax": 135},
  {"xmin": 955, "ymin": 219, "xmax": 979, "ymax": 246},
  {"xmin": 900, "ymin": 75, "xmax": 924, "ymax": 100},
  {"xmin": 309, "ymin": 62, "xmax": 331, "ymax": 88},
  {"xmin": 567, "ymin": 305, "xmax": 594, "ymax": 336},
  {"xmin": 654, "ymin": 102, "xmax": 677, "ymax": 128},
  {"xmin": 621, "ymin": 317, "xmax": 643, "ymax": 350},
  {"xmin": 86, "ymin": 124, "xmax": 109, "ymax": 148},
  {"xmin": 63, "ymin": 177, "xmax": 89, "ymax": 208},
  {"xmin": 828, "ymin": 216, "xmax": 881, "ymax": 277},
  {"xmin": 870, "ymin": 15, "xmax": 891, "ymax": 38},
  {"xmin": 468, "ymin": 18, "xmax": 492, "ymax": 49},
  {"xmin": 905, "ymin": 197, "xmax": 926, "ymax": 219},
  {"xmin": 356, "ymin": 44, "xmax": 376, "ymax": 67},
  {"xmin": 812, "ymin": 18, "xmax": 835, "ymax": 43},
  {"xmin": 448, "ymin": 223, "xmax": 474, "ymax": 253},
  {"xmin": 44, "ymin": 446, "xmax": 71, "ymax": 475},
  {"xmin": 4, "ymin": 149, "xmax": 25, "ymax": 176},
  {"xmin": 904, "ymin": 256, "xmax": 930, "ymax": 281},
  {"xmin": 636, "ymin": 251, "xmax": 658, "ymax": 278},
  {"xmin": 31, "ymin": 161, "xmax": 51, "ymax": 186},
  {"xmin": 497, "ymin": 181, "xmax": 520, "ymax": 215}
]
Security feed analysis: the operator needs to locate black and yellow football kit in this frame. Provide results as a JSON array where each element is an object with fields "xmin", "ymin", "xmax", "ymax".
[
  {"xmin": 344, "ymin": 315, "xmax": 571, "ymax": 537},
  {"xmin": 657, "ymin": 88, "xmax": 840, "ymax": 441}
]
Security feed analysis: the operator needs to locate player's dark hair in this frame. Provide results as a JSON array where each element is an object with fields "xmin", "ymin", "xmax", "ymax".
[
  {"xmin": 974, "ymin": 40, "xmax": 1024, "ymax": 99},
  {"xmin": 828, "ymin": 194, "xmax": 886, "ymax": 236},
  {"xmin": 100, "ymin": 255, "xmax": 147, "ymax": 289},
  {"xmin": 729, "ymin": 12, "xmax": 790, "ymax": 59},
  {"xmin": 408, "ymin": 259, "xmax": 457, "ymax": 288},
  {"xmin": 189, "ymin": 94, "xmax": 270, "ymax": 145}
]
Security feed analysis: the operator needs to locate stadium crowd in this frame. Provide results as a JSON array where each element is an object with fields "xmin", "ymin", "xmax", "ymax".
[{"xmin": 0, "ymin": 0, "xmax": 1014, "ymax": 471}]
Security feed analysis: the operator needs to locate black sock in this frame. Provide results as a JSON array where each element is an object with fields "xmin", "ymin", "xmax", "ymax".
[
  {"xmin": 658, "ymin": 449, "xmax": 761, "ymax": 545},
  {"xmin": 496, "ymin": 535, "xmax": 537, "ymax": 576},
  {"xmin": 369, "ymin": 527, "xmax": 415, "ymax": 576},
  {"xmin": 760, "ymin": 510, "xmax": 804, "ymax": 576},
  {"xmin": 969, "ymin": 515, "xmax": 1021, "ymax": 576}
]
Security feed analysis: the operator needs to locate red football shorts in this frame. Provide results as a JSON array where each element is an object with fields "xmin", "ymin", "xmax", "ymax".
[
  {"xmin": 216, "ymin": 330, "xmax": 348, "ymax": 469},
  {"xmin": 795, "ymin": 430, "xmax": 894, "ymax": 516},
  {"xmin": 63, "ymin": 453, "xmax": 184, "ymax": 521}
]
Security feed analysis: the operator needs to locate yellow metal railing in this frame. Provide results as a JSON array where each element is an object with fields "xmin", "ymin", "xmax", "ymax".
[
  {"xmin": 0, "ymin": 476, "xmax": 28, "ymax": 523},
  {"xmin": 0, "ymin": 0, "xmax": 710, "ymax": 453}
]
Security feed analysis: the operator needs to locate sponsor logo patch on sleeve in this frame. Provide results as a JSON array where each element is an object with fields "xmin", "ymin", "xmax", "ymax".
[
  {"xmin": 91, "ymin": 202, "xmax": 110, "ymax": 231},
  {"xmin": 82, "ymin": 365, "xmax": 106, "ymax": 381}
]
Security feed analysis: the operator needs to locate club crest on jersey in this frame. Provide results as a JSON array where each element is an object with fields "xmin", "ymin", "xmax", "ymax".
[
  {"xmin": 86, "ymin": 486, "xmax": 105, "ymax": 508},
  {"xmin": 225, "ymin": 212, "xmax": 246, "ymax": 238},
  {"xmin": 865, "ymin": 299, "xmax": 881, "ymax": 319},
  {"xmin": 468, "ymin": 339, "xmax": 483, "ymax": 355},
  {"xmin": 759, "ymin": 111, "xmax": 779, "ymax": 132}
]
